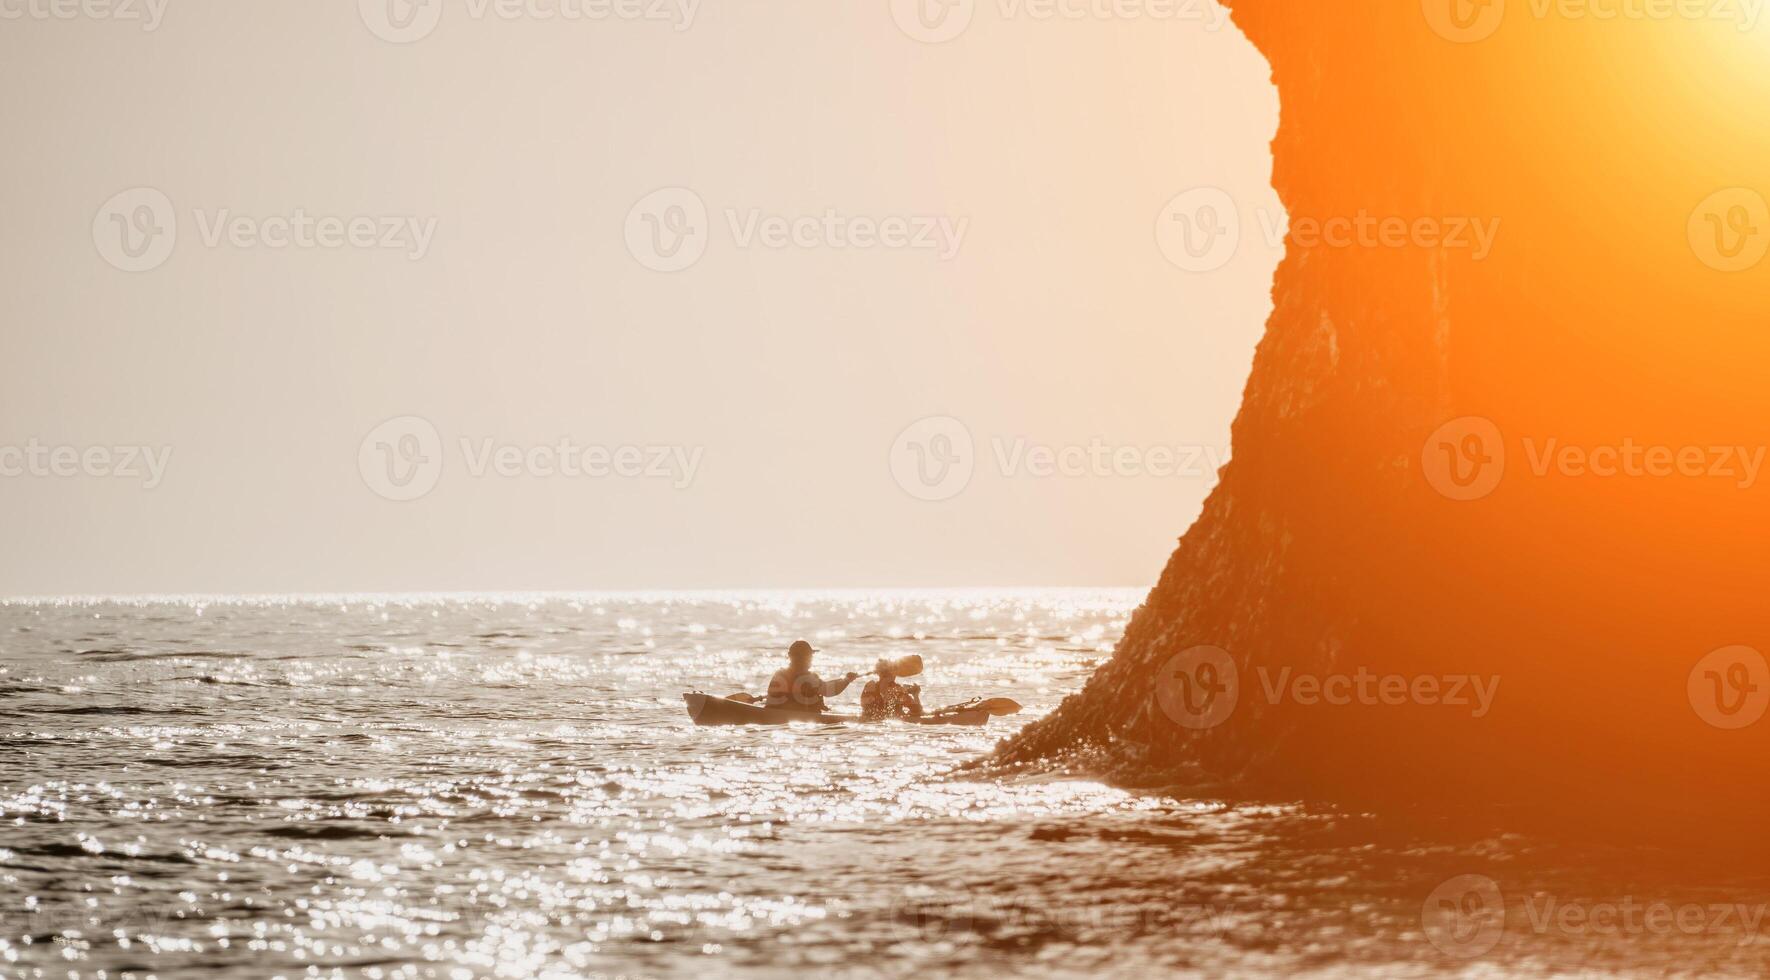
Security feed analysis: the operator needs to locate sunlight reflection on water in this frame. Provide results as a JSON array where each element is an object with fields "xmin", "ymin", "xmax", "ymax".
[{"xmin": 0, "ymin": 591, "xmax": 1765, "ymax": 979}]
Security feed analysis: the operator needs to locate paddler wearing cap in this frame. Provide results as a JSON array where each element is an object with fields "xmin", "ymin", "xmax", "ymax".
[{"xmin": 765, "ymin": 640, "xmax": 860, "ymax": 712}]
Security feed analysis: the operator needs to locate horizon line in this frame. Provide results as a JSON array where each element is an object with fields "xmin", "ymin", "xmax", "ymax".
[{"xmin": 0, "ymin": 584, "xmax": 1149, "ymax": 605}]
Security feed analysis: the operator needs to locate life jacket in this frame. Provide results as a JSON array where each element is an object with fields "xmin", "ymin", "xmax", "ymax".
[
  {"xmin": 861, "ymin": 679, "xmax": 916, "ymax": 721},
  {"xmin": 767, "ymin": 667, "xmax": 825, "ymax": 712}
]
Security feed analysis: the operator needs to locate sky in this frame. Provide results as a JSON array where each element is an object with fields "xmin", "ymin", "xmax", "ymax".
[{"xmin": 0, "ymin": 0, "xmax": 1280, "ymax": 595}]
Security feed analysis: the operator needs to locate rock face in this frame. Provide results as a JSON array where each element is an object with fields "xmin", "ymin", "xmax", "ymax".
[{"xmin": 998, "ymin": 3, "xmax": 1770, "ymax": 815}]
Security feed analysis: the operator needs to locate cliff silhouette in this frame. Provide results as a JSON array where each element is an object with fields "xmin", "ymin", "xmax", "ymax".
[{"xmin": 997, "ymin": 2, "xmax": 1770, "ymax": 822}]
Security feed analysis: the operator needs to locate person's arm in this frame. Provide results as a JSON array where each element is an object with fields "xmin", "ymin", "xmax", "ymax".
[
  {"xmin": 905, "ymin": 685, "xmax": 925, "ymax": 717},
  {"xmin": 821, "ymin": 671, "xmax": 861, "ymax": 696}
]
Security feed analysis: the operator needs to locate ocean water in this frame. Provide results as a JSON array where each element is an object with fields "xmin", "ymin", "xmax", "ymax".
[{"xmin": 1, "ymin": 591, "xmax": 1766, "ymax": 980}]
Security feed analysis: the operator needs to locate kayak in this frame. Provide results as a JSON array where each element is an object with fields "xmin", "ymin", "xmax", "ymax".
[{"xmin": 682, "ymin": 692, "xmax": 989, "ymax": 727}]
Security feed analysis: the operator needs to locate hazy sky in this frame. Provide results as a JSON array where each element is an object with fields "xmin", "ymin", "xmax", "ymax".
[{"xmin": 0, "ymin": 0, "xmax": 1280, "ymax": 595}]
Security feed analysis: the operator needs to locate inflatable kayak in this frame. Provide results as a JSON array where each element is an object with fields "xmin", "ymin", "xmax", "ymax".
[{"xmin": 682, "ymin": 692, "xmax": 989, "ymax": 727}]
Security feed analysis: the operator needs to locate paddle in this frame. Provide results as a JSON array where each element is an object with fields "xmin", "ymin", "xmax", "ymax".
[{"xmin": 930, "ymin": 697, "xmax": 1022, "ymax": 717}]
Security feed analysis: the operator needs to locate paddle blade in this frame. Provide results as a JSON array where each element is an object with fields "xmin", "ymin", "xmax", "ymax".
[
  {"xmin": 975, "ymin": 697, "xmax": 1022, "ymax": 716},
  {"xmin": 887, "ymin": 655, "xmax": 924, "ymax": 678},
  {"xmin": 725, "ymin": 692, "xmax": 759, "ymax": 704}
]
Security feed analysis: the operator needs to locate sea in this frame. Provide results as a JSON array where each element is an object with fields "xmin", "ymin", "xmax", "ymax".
[{"xmin": 1, "ymin": 590, "xmax": 1766, "ymax": 979}]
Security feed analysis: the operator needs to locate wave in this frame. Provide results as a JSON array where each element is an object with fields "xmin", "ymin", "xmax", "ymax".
[
  {"xmin": 33, "ymin": 704, "xmax": 194, "ymax": 716},
  {"xmin": 75, "ymin": 649, "xmax": 248, "ymax": 663},
  {"xmin": 260, "ymin": 823, "xmax": 396, "ymax": 841}
]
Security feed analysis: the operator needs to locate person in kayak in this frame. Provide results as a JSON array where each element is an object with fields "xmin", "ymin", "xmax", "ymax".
[
  {"xmin": 859, "ymin": 657, "xmax": 925, "ymax": 722},
  {"xmin": 766, "ymin": 640, "xmax": 859, "ymax": 713}
]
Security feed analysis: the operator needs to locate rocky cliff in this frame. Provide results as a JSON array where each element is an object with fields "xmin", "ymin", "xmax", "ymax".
[{"xmin": 997, "ymin": 2, "xmax": 1770, "ymax": 818}]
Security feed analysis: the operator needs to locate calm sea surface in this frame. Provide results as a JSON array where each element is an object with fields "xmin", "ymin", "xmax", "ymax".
[{"xmin": 1, "ymin": 591, "xmax": 1765, "ymax": 979}]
